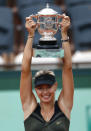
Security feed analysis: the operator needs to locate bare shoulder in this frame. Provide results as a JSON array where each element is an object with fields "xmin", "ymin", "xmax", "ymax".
[{"xmin": 24, "ymin": 93, "xmax": 37, "ymax": 120}]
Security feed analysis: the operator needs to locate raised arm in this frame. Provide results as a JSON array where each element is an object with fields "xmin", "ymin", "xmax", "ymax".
[
  {"xmin": 20, "ymin": 17, "xmax": 37, "ymax": 119},
  {"xmin": 58, "ymin": 14, "xmax": 74, "ymax": 119}
]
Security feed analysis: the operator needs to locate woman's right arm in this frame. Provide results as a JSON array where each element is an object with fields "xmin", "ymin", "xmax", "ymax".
[{"xmin": 20, "ymin": 17, "xmax": 37, "ymax": 119}]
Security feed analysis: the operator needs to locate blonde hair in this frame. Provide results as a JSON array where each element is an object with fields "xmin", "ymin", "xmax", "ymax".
[{"xmin": 34, "ymin": 70, "xmax": 55, "ymax": 79}]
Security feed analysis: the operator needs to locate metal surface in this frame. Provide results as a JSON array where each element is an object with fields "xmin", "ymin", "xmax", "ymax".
[{"xmin": 38, "ymin": 3, "xmax": 58, "ymax": 15}]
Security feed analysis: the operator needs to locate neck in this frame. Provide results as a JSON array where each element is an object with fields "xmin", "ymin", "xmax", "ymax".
[{"xmin": 40, "ymin": 99, "xmax": 55, "ymax": 113}]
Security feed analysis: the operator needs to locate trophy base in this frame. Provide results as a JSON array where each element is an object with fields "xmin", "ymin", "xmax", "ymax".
[
  {"xmin": 36, "ymin": 44, "xmax": 60, "ymax": 49},
  {"xmin": 39, "ymin": 40, "xmax": 57, "ymax": 46},
  {"xmin": 34, "ymin": 40, "xmax": 59, "ymax": 49},
  {"xmin": 33, "ymin": 48, "xmax": 64, "ymax": 58}
]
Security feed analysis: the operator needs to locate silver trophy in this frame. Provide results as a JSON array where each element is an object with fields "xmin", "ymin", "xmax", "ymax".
[{"xmin": 30, "ymin": 3, "xmax": 64, "ymax": 57}]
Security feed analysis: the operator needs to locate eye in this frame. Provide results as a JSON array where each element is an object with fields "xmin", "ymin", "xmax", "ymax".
[
  {"xmin": 37, "ymin": 87, "xmax": 41, "ymax": 90},
  {"xmin": 36, "ymin": 86, "xmax": 42, "ymax": 90}
]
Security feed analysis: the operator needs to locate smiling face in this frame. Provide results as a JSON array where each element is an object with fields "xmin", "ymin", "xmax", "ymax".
[{"xmin": 35, "ymin": 82, "xmax": 57, "ymax": 103}]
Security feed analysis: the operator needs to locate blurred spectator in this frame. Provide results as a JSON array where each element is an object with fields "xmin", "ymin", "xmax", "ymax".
[
  {"xmin": 66, "ymin": 3, "xmax": 91, "ymax": 51},
  {"xmin": 55, "ymin": 0, "xmax": 65, "ymax": 11},
  {"xmin": 0, "ymin": 6, "xmax": 14, "ymax": 64},
  {"xmin": 8, "ymin": 0, "xmax": 24, "ymax": 60},
  {"xmin": 65, "ymin": 0, "xmax": 91, "ymax": 62},
  {"xmin": 64, "ymin": 0, "xmax": 91, "ymax": 7}
]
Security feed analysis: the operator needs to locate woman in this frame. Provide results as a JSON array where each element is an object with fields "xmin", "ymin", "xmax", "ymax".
[{"xmin": 20, "ymin": 14, "xmax": 74, "ymax": 131}]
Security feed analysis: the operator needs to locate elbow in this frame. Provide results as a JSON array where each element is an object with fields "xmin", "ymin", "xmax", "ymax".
[
  {"xmin": 21, "ymin": 58, "xmax": 31, "ymax": 73},
  {"xmin": 64, "ymin": 62, "xmax": 72, "ymax": 70},
  {"xmin": 21, "ymin": 60, "xmax": 27, "ymax": 72},
  {"xmin": 21, "ymin": 65, "xmax": 26, "ymax": 73},
  {"xmin": 21, "ymin": 63, "xmax": 30, "ymax": 73},
  {"xmin": 63, "ymin": 58, "xmax": 72, "ymax": 69},
  {"xmin": 67, "ymin": 63, "xmax": 72, "ymax": 70}
]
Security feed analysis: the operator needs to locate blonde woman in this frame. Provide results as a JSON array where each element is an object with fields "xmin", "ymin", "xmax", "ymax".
[{"xmin": 20, "ymin": 14, "xmax": 74, "ymax": 131}]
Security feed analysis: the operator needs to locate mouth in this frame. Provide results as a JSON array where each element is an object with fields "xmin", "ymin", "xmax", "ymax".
[{"xmin": 42, "ymin": 95, "xmax": 51, "ymax": 100}]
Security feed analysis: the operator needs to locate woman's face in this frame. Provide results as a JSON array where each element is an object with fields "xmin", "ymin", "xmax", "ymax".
[{"xmin": 35, "ymin": 82, "xmax": 57, "ymax": 103}]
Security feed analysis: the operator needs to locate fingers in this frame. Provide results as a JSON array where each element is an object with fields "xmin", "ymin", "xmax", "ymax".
[
  {"xmin": 25, "ymin": 19, "xmax": 36, "ymax": 31},
  {"xmin": 60, "ymin": 14, "xmax": 70, "ymax": 25},
  {"xmin": 59, "ymin": 14, "xmax": 71, "ymax": 32},
  {"xmin": 26, "ymin": 16, "xmax": 32, "ymax": 21},
  {"xmin": 26, "ymin": 17, "xmax": 30, "ymax": 21},
  {"xmin": 26, "ymin": 16, "xmax": 36, "ymax": 26},
  {"xmin": 61, "ymin": 14, "xmax": 70, "ymax": 20},
  {"xmin": 27, "ymin": 21, "xmax": 36, "ymax": 28}
]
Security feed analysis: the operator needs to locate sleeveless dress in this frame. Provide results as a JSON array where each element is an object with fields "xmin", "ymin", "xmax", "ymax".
[{"xmin": 24, "ymin": 101, "xmax": 70, "ymax": 131}]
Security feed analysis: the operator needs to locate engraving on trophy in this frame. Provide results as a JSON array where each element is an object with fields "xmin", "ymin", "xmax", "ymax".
[{"xmin": 44, "ymin": 17, "xmax": 53, "ymax": 29}]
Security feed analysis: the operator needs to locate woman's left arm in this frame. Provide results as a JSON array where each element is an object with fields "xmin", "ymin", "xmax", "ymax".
[{"xmin": 58, "ymin": 15, "xmax": 74, "ymax": 118}]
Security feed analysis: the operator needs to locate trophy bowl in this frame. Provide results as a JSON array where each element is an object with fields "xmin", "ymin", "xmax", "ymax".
[
  {"xmin": 30, "ymin": 3, "xmax": 62, "ymax": 49},
  {"xmin": 37, "ymin": 15, "xmax": 58, "ymax": 41}
]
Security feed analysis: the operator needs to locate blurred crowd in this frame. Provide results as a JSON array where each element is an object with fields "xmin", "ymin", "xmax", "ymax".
[{"xmin": 0, "ymin": 0, "xmax": 91, "ymax": 65}]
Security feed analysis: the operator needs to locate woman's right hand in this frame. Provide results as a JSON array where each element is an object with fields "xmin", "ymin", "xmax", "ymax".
[{"xmin": 25, "ymin": 17, "xmax": 36, "ymax": 37}]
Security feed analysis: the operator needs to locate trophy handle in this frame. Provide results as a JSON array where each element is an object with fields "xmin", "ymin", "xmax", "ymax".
[
  {"xmin": 30, "ymin": 14, "xmax": 38, "ymax": 19},
  {"xmin": 58, "ymin": 14, "xmax": 62, "ymax": 19},
  {"xmin": 29, "ymin": 15, "xmax": 38, "ymax": 23},
  {"xmin": 57, "ymin": 14, "xmax": 62, "ymax": 30},
  {"xmin": 29, "ymin": 15, "xmax": 39, "ymax": 28}
]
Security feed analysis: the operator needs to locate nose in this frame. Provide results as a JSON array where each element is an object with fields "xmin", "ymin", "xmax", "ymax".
[{"xmin": 42, "ymin": 88, "xmax": 48, "ymax": 93}]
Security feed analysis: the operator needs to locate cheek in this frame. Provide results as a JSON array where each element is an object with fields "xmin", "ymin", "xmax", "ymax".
[
  {"xmin": 50, "ymin": 87, "xmax": 56, "ymax": 93},
  {"xmin": 49, "ymin": 89, "xmax": 56, "ymax": 96},
  {"xmin": 36, "ymin": 90, "xmax": 42, "ymax": 98}
]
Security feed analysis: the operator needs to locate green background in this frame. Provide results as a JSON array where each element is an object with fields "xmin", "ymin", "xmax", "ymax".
[{"xmin": 0, "ymin": 69, "xmax": 91, "ymax": 131}]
